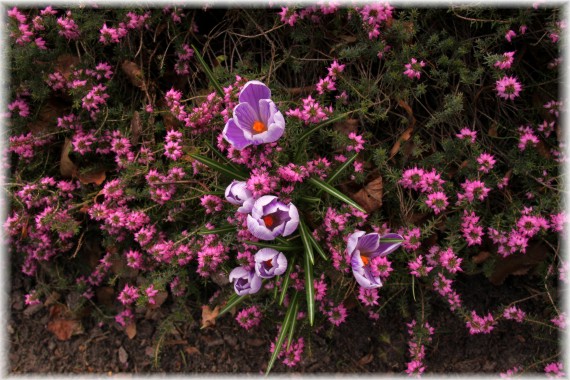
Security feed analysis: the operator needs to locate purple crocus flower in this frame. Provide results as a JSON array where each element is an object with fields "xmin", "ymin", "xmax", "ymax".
[
  {"xmin": 222, "ymin": 80, "xmax": 285, "ymax": 150},
  {"xmin": 229, "ymin": 266, "xmax": 262, "ymax": 296},
  {"xmin": 254, "ymin": 248, "xmax": 287, "ymax": 278},
  {"xmin": 225, "ymin": 180, "xmax": 255, "ymax": 213},
  {"xmin": 347, "ymin": 231, "xmax": 403, "ymax": 289},
  {"xmin": 247, "ymin": 195, "xmax": 299, "ymax": 241}
]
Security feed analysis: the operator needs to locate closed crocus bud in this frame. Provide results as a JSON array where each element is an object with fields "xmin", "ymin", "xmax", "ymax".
[
  {"xmin": 246, "ymin": 195, "xmax": 299, "ymax": 240},
  {"xmin": 225, "ymin": 180, "xmax": 255, "ymax": 213},
  {"xmin": 254, "ymin": 248, "xmax": 287, "ymax": 278},
  {"xmin": 229, "ymin": 266, "xmax": 262, "ymax": 296},
  {"xmin": 347, "ymin": 231, "xmax": 403, "ymax": 289},
  {"xmin": 222, "ymin": 80, "xmax": 285, "ymax": 150}
]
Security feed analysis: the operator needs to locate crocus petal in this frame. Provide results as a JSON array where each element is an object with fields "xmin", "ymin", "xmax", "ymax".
[
  {"xmin": 357, "ymin": 233, "xmax": 380, "ymax": 254},
  {"xmin": 225, "ymin": 180, "xmax": 252, "ymax": 205},
  {"xmin": 274, "ymin": 252, "xmax": 287, "ymax": 276},
  {"xmin": 351, "ymin": 253, "xmax": 382, "ymax": 289},
  {"xmin": 251, "ymin": 196, "xmax": 278, "ymax": 218},
  {"xmin": 346, "ymin": 230, "xmax": 366, "ymax": 256},
  {"xmin": 375, "ymin": 233, "xmax": 404, "ymax": 257},
  {"xmin": 249, "ymin": 273, "xmax": 262, "ymax": 294},
  {"xmin": 229, "ymin": 266, "xmax": 248, "ymax": 282},
  {"xmin": 223, "ymin": 118, "xmax": 251, "ymax": 150},
  {"xmin": 234, "ymin": 102, "xmax": 259, "ymax": 133},
  {"xmin": 258, "ymin": 98, "xmax": 275, "ymax": 125},
  {"xmin": 247, "ymin": 214, "xmax": 279, "ymax": 240},
  {"xmin": 254, "ymin": 248, "xmax": 287, "ymax": 278},
  {"xmin": 239, "ymin": 80, "xmax": 271, "ymax": 112},
  {"xmin": 237, "ymin": 197, "xmax": 255, "ymax": 213},
  {"xmin": 282, "ymin": 203, "xmax": 299, "ymax": 236}
]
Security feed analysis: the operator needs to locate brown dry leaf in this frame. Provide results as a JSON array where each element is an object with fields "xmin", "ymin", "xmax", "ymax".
[
  {"xmin": 27, "ymin": 99, "xmax": 67, "ymax": 134},
  {"xmin": 130, "ymin": 111, "xmax": 142, "ymax": 145},
  {"xmin": 201, "ymin": 305, "xmax": 220, "ymax": 329},
  {"xmin": 148, "ymin": 291, "xmax": 168, "ymax": 309},
  {"xmin": 488, "ymin": 124, "xmax": 498, "ymax": 138},
  {"xmin": 55, "ymin": 54, "xmax": 81, "ymax": 81},
  {"xmin": 285, "ymin": 85, "xmax": 315, "ymax": 96},
  {"xmin": 60, "ymin": 138, "xmax": 77, "ymax": 178},
  {"xmin": 472, "ymin": 251, "xmax": 490, "ymax": 264},
  {"xmin": 125, "ymin": 322, "xmax": 137, "ymax": 340},
  {"xmin": 490, "ymin": 241, "xmax": 549, "ymax": 285},
  {"xmin": 351, "ymin": 176, "xmax": 383, "ymax": 213},
  {"xmin": 44, "ymin": 292, "xmax": 61, "ymax": 307},
  {"xmin": 536, "ymin": 141, "xmax": 552, "ymax": 160},
  {"xmin": 357, "ymin": 353, "xmax": 374, "ymax": 366},
  {"xmin": 118, "ymin": 346, "xmax": 128, "ymax": 364},
  {"xmin": 121, "ymin": 60, "xmax": 145, "ymax": 89},
  {"xmin": 78, "ymin": 169, "xmax": 106, "ymax": 186},
  {"xmin": 163, "ymin": 111, "xmax": 182, "ymax": 131},
  {"xmin": 184, "ymin": 346, "xmax": 201, "ymax": 356},
  {"xmin": 389, "ymin": 127, "xmax": 413, "ymax": 159},
  {"xmin": 333, "ymin": 118, "xmax": 359, "ymax": 135},
  {"xmin": 46, "ymin": 304, "xmax": 82, "ymax": 341}
]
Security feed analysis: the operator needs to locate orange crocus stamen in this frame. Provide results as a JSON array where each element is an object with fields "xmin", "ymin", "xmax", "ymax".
[
  {"xmin": 361, "ymin": 255, "xmax": 370, "ymax": 266},
  {"xmin": 263, "ymin": 215, "xmax": 275, "ymax": 227},
  {"xmin": 252, "ymin": 120, "xmax": 267, "ymax": 134}
]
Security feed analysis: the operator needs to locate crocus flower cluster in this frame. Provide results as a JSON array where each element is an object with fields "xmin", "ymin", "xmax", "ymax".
[{"xmin": 229, "ymin": 248, "xmax": 288, "ymax": 295}]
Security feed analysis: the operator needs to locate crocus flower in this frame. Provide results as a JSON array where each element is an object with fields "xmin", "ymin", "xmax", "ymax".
[
  {"xmin": 223, "ymin": 80, "xmax": 285, "ymax": 150},
  {"xmin": 229, "ymin": 266, "xmax": 262, "ymax": 295},
  {"xmin": 347, "ymin": 231, "xmax": 403, "ymax": 289},
  {"xmin": 247, "ymin": 195, "xmax": 299, "ymax": 240},
  {"xmin": 254, "ymin": 248, "xmax": 287, "ymax": 278},
  {"xmin": 225, "ymin": 180, "xmax": 255, "ymax": 213}
]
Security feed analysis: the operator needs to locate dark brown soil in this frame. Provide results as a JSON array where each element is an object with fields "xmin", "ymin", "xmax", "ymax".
[{"xmin": 9, "ymin": 264, "xmax": 560, "ymax": 375}]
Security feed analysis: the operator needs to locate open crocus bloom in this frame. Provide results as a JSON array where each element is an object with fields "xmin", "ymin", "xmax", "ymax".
[
  {"xmin": 247, "ymin": 195, "xmax": 299, "ymax": 240},
  {"xmin": 347, "ymin": 231, "xmax": 403, "ymax": 289},
  {"xmin": 229, "ymin": 266, "xmax": 262, "ymax": 296},
  {"xmin": 222, "ymin": 80, "xmax": 285, "ymax": 150},
  {"xmin": 254, "ymin": 248, "xmax": 287, "ymax": 278},
  {"xmin": 225, "ymin": 180, "xmax": 255, "ymax": 213}
]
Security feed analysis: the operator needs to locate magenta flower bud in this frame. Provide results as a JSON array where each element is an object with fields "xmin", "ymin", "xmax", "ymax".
[
  {"xmin": 347, "ymin": 231, "xmax": 403, "ymax": 289},
  {"xmin": 229, "ymin": 266, "xmax": 262, "ymax": 296},
  {"xmin": 222, "ymin": 80, "xmax": 285, "ymax": 150},
  {"xmin": 224, "ymin": 180, "xmax": 255, "ymax": 213},
  {"xmin": 247, "ymin": 195, "xmax": 299, "ymax": 241},
  {"xmin": 254, "ymin": 248, "xmax": 287, "ymax": 278}
]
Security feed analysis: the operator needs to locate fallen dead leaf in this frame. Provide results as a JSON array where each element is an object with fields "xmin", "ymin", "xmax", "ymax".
[
  {"xmin": 333, "ymin": 118, "xmax": 359, "ymax": 135},
  {"xmin": 121, "ymin": 61, "xmax": 145, "ymax": 89},
  {"xmin": 201, "ymin": 305, "xmax": 220, "ymax": 329},
  {"xmin": 125, "ymin": 322, "xmax": 137, "ymax": 339},
  {"xmin": 148, "ymin": 291, "xmax": 168, "ymax": 309},
  {"xmin": 78, "ymin": 169, "xmax": 106, "ymax": 186},
  {"xmin": 351, "ymin": 176, "xmax": 383, "ymax": 213},
  {"xmin": 246, "ymin": 338, "xmax": 265, "ymax": 347},
  {"xmin": 55, "ymin": 54, "xmax": 81, "ymax": 81},
  {"xmin": 118, "ymin": 346, "xmax": 128, "ymax": 364},
  {"xmin": 357, "ymin": 353, "xmax": 374, "ymax": 366},
  {"xmin": 389, "ymin": 127, "xmax": 414, "ymax": 159},
  {"xmin": 130, "ymin": 111, "xmax": 142, "ymax": 145},
  {"xmin": 472, "ymin": 251, "xmax": 490, "ymax": 264},
  {"xmin": 46, "ymin": 304, "xmax": 83, "ymax": 341},
  {"xmin": 184, "ymin": 346, "xmax": 201, "ymax": 355},
  {"xmin": 60, "ymin": 138, "xmax": 78, "ymax": 178},
  {"xmin": 490, "ymin": 241, "xmax": 548, "ymax": 285}
]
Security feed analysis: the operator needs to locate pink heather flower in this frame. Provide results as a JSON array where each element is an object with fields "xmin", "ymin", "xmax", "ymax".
[
  {"xmin": 346, "ymin": 132, "xmax": 365, "ymax": 152},
  {"xmin": 503, "ymin": 306, "xmax": 526, "ymax": 323},
  {"xmin": 494, "ymin": 51, "xmax": 516, "ymax": 70},
  {"xmin": 466, "ymin": 311, "xmax": 496, "ymax": 334},
  {"xmin": 115, "ymin": 309, "xmax": 134, "ymax": 327},
  {"xmin": 125, "ymin": 249, "xmax": 144, "ymax": 269},
  {"xmin": 327, "ymin": 303, "xmax": 347, "ymax": 326},
  {"xmin": 358, "ymin": 287, "xmax": 379, "ymax": 307},
  {"xmin": 8, "ymin": 98, "xmax": 30, "ymax": 118},
  {"xmin": 246, "ymin": 169, "xmax": 276, "ymax": 198},
  {"xmin": 439, "ymin": 247, "xmax": 462, "ymax": 273},
  {"xmin": 461, "ymin": 210, "xmax": 484, "ymax": 246},
  {"xmin": 57, "ymin": 11, "xmax": 80, "ymax": 40},
  {"xmin": 145, "ymin": 284, "xmax": 159, "ymax": 305},
  {"xmin": 457, "ymin": 179, "xmax": 490, "ymax": 204},
  {"xmin": 476, "ymin": 153, "xmax": 496, "ymax": 173},
  {"xmin": 270, "ymin": 336, "xmax": 304, "ymax": 367},
  {"xmin": 277, "ymin": 163, "xmax": 309, "ymax": 183},
  {"xmin": 496, "ymin": 75, "xmax": 522, "ymax": 100},
  {"xmin": 400, "ymin": 167, "xmax": 425, "ymax": 191},
  {"xmin": 425, "ymin": 191, "xmax": 449, "ymax": 215},
  {"xmin": 403, "ymin": 58, "xmax": 426, "ymax": 80},
  {"xmin": 408, "ymin": 255, "xmax": 433, "ymax": 277},
  {"xmin": 235, "ymin": 305, "xmax": 262, "ymax": 330},
  {"xmin": 118, "ymin": 284, "xmax": 140, "ymax": 305},
  {"xmin": 505, "ymin": 29, "xmax": 516, "ymax": 42},
  {"xmin": 551, "ymin": 313, "xmax": 566, "ymax": 329},
  {"xmin": 279, "ymin": 7, "xmax": 299, "ymax": 26},
  {"xmin": 456, "ymin": 127, "xmax": 477, "ymax": 143},
  {"xmin": 200, "ymin": 195, "xmax": 224, "ymax": 214},
  {"xmin": 544, "ymin": 100, "xmax": 562, "ymax": 118},
  {"xmin": 544, "ymin": 362, "xmax": 565, "ymax": 378},
  {"xmin": 327, "ymin": 60, "xmax": 345, "ymax": 78},
  {"xmin": 314, "ymin": 274, "xmax": 328, "ymax": 301},
  {"xmin": 316, "ymin": 76, "xmax": 336, "ymax": 95},
  {"xmin": 517, "ymin": 126, "xmax": 540, "ymax": 151},
  {"xmin": 550, "ymin": 212, "xmax": 566, "ymax": 233},
  {"xmin": 370, "ymin": 255, "xmax": 393, "ymax": 279},
  {"xmin": 24, "ymin": 291, "xmax": 41, "ymax": 306},
  {"xmin": 402, "ymin": 227, "xmax": 422, "ymax": 251},
  {"xmin": 500, "ymin": 366, "xmax": 522, "ymax": 378}
]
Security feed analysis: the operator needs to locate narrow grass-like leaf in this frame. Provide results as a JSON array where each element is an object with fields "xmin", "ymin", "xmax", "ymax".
[
  {"xmin": 216, "ymin": 293, "xmax": 247, "ymax": 320},
  {"xmin": 265, "ymin": 292, "xmax": 299, "ymax": 375},
  {"xmin": 307, "ymin": 177, "xmax": 366, "ymax": 213},
  {"xmin": 298, "ymin": 111, "xmax": 352, "ymax": 142},
  {"xmin": 326, "ymin": 153, "xmax": 358, "ymax": 185},
  {"xmin": 299, "ymin": 219, "xmax": 314, "ymax": 265},
  {"xmin": 286, "ymin": 300, "xmax": 300, "ymax": 351},
  {"xmin": 303, "ymin": 247, "xmax": 315, "ymax": 326},
  {"xmin": 191, "ymin": 44, "xmax": 224, "ymax": 98},
  {"xmin": 279, "ymin": 256, "xmax": 296, "ymax": 305},
  {"xmin": 309, "ymin": 233, "xmax": 328, "ymax": 261},
  {"xmin": 243, "ymin": 241, "xmax": 301, "ymax": 252},
  {"xmin": 189, "ymin": 153, "xmax": 247, "ymax": 180},
  {"xmin": 197, "ymin": 225, "xmax": 236, "ymax": 235}
]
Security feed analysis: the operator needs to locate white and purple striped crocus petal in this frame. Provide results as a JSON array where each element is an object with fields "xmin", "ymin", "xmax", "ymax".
[
  {"xmin": 375, "ymin": 233, "xmax": 404, "ymax": 257},
  {"xmin": 250, "ymin": 99, "xmax": 285, "ymax": 145},
  {"xmin": 247, "ymin": 196, "xmax": 299, "ymax": 240},
  {"xmin": 223, "ymin": 118, "xmax": 251, "ymax": 150},
  {"xmin": 254, "ymin": 248, "xmax": 287, "ymax": 278},
  {"xmin": 225, "ymin": 180, "xmax": 255, "ymax": 213},
  {"xmin": 247, "ymin": 214, "xmax": 281, "ymax": 240},
  {"xmin": 281, "ymin": 202, "xmax": 299, "ymax": 237},
  {"xmin": 351, "ymin": 253, "xmax": 383, "ymax": 289},
  {"xmin": 229, "ymin": 266, "xmax": 262, "ymax": 296},
  {"xmin": 347, "ymin": 230, "xmax": 367, "ymax": 256}
]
